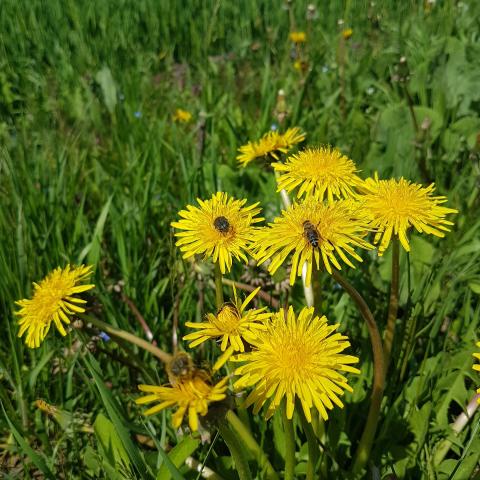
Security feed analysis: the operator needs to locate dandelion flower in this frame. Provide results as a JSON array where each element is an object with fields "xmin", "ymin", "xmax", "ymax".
[
  {"xmin": 253, "ymin": 197, "xmax": 373, "ymax": 286},
  {"xmin": 136, "ymin": 374, "xmax": 229, "ymax": 431},
  {"xmin": 233, "ymin": 306, "xmax": 360, "ymax": 421},
  {"xmin": 173, "ymin": 108, "xmax": 192, "ymax": 123},
  {"xmin": 15, "ymin": 265, "xmax": 94, "ymax": 348},
  {"xmin": 289, "ymin": 31, "xmax": 307, "ymax": 43},
  {"xmin": 184, "ymin": 286, "xmax": 271, "ymax": 371},
  {"xmin": 362, "ymin": 174, "xmax": 458, "ymax": 255},
  {"xmin": 473, "ymin": 341, "xmax": 480, "ymax": 402},
  {"xmin": 171, "ymin": 192, "xmax": 262, "ymax": 274},
  {"xmin": 273, "ymin": 146, "xmax": 363, "ymax": 201},
  {"xmin": 342, "ymin": 28, "xmax": 353, "ymax": 40},
  {"xmin": 237, "ymin": 128, "xmax": 305, "ymax": 167}
]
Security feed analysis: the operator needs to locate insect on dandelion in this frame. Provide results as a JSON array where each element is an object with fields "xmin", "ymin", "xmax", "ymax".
[
  {"xmin": 233, "ymin": 306, "xmax": 360, "ymax": 422},
  {"xmin": 253, "ymin": 197, "xmax": 373, "ymax": 286},
  {"xmin": 15, "ymin": 265, "xmax": 94, "ymax": 348},
  {"xmin": 272, "ymin": 146, "xmax": 363, "ymax": 202},
  {"xmin": 171, "ymin": 192, "xmax": 262, "ymax": 274},
  {"xmin": 136, "ymin": 373, "xmax": 229, "ymax": 432},
  {"xmin": 183, "ymin": 286, "xmax": 271, "ymax": 371},
  {"xmin": 361, "ymin": 174, "xmax": 458, "ymax": 255}
]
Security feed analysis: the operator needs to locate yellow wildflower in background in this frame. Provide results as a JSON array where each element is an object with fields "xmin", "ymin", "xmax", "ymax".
[
  {"xmin": 237, "ymin": 128, "xmax": 305, "ymax": 167},
  {"xmin": 15, "ymin": 265, "xmax": 94, "ymax": 348},
  {"xmin": 289, "ymin": 31, "xmax": 307, "ymax": 43},
  {"xmin": 273, "ymin": 146, "xmax": 363, "ymax": 201},
  {"xmin": 342, "ymin": 28, "xmax": 353, "ymax": 40},
  {"xmin": 136, "ymin": 374, "xmax": 229, "ymax": 431},
  {"xmin": 171, "ymin": 192, "xmax": 262, "ymax": 274},
  {"xmin": 233, "ymin": 306, "xmax": 360, "ymax": 421},
  {"xmin": 253, "ymin": 198, "xmax": 373, "ymax": 286},
  {"xmin": 362, "ymin": 174, "xmax": 458, "ymax": 255},
  {"xmin": 184, "ymin": 286, "xmax": 271, "ymax": 371},
  {"xmin": 173, "ymin": 108, "xmax": 192, "ymax": 123},
  {"xmin": 473, "ymin": 341, "xmax": 480, "ymax": 402}
]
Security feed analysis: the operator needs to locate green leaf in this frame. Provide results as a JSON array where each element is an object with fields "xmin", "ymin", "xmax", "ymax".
[
  {"xmin": 94, "ymin": 413, "xmax": 132, "ymax": 473},
  {"xmin": 83, "ymin": 354, "xmax": 154, "ymax": 479},
  {"xmin": 1, "ymin": 402, "xmax": 55, "ymax": 479},
  {"xmin": 156, "ymin": 436, "xmax": 198, "ymax": 480},
  {"xmin": 95, "ymin": 66, "xmax": 117, "ymax": 114}
]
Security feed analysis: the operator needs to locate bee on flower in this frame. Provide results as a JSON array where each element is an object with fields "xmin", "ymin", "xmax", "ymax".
[{"xmin": 171, "ymin": 192, "xmax": 263, "ymax": 274}]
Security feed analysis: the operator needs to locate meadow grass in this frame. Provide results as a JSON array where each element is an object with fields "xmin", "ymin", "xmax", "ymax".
[{"xmin": 1, "ymin": 0, "xmax": 480, "ymax": 478}]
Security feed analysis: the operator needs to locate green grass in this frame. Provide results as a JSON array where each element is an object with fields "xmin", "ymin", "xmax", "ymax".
[{"xmin": 1, "ymin": 0, "xmax": 480, "ymax": 478}]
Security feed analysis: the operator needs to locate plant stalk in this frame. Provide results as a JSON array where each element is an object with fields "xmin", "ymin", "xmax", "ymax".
[
  {"xmin": 383, "ymin": 237, "xmax": 400, "ymax": 373},
  {"xmin": 214, "ymin": 262, "xmax": 224, "ymax": 309},
  {"xmin": 331, "ymin": 270, "xmax": 385, "ymax": 474},
  {"xmin": 226, "ymin": 410, "xmax": 278, "ymax": 480},
  {"xmin": 80, "ymin": 314, "xmax": 172, "ymax": 364},
  {"xmin": 218, "ymin": 422, "xmax": 252, "ymax": 480},
  {"xmin": 298, "ymin": 407, "xmax": 319, "ymax": 480},
  {"xmin": 282, "ymin": 403, "xmax": 296, "ymax": 480}
]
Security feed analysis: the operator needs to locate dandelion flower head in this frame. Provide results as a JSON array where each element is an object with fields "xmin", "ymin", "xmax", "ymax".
[
  {"xmin": 237, "ymin": 128, "xmax": 305, "ymax": 167},
  {"xmin": 253, "ymin": 197, "xmax": 373, "ymax": 286},
  {"xmin": 173, "ymin": 108, "xmax": 192, "ymax": 123},
  {"xmin": 136, "ymin": 373, "xmax": 229, "ymax": 432},
  {"xmin": 15, "ymin": 265, "xmax": 94, "ymax": 348},
  {"xmin": 233, "ymin": 306, "xmax": 360, "ymax": 422},
  {"xmin": 362, "ymin": 174, "xmax": 458, "ymax": 255},
  {"xmin": 171, "ymin": 192, "xmax": 262, "ymax": 274},
  {"xmin": 273, "ymin": 146, "xmax": 363, "ymax": 202},
  {"xmin": 473, "ymin": 341, "xmax": 480, "ymax": 402},
  {"xmin": 289, "ymin": 31, "xmax": 307, "ymax": 43},
  {"xmin": 183, "ymin": 286, "xmax": 271, "ymax": 371}
]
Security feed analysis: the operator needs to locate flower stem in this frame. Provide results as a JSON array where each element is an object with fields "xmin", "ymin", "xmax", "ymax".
[
  {"xmin": 218, "ymin": 422, "xmax": 252, "ymax": 480},
  {"xmin": 214, "ymin": 262, "xmax": 224, "ymax": 309},
  {"xmin": 80, "ymin": 314, "xmax": 172, "ymax": 364},
  {"xmin": 330, "ymin": 270, "xmax": 385, "ymax": 474},
  {"xmin": 298, "ymin": 407, "xmax": 319, "ymax": 480},
  {"xmin": 226, "ymin": 410, "xmax": 278, "ymax": 480},
  {"xmin": 383, "ymin": 237, "xmax": 400, "ymax": 373},
  {"xmin": 282, "ymin": 403, "xmax": 296, "ymax": 480}
]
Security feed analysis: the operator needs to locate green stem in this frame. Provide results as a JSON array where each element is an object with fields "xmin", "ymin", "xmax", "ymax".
[
  {"xmin": 80, "ymin": 314, "xmax": 172, "ymax": 364},
  {"xmin": 298, "ymin": 408, "xmax": 319, "ymax": 480},
  {"xmin": 218, "ymin": 422, "xmax": 252, "ymax": 480},
  {"xmin": 331, "ymin": 271, "xmax": 385, "ymax": 474},
  {"xmin": 214, "ymin": 262, "xmax": 224, "ymax": 309},
  {"xmin": 226, "ymin": 411, "xmax": 278, "ymax": 480},
  {"xmin": 282, "ymin": 403, "xmax": 296, "ymax": 480},
  {"xmin": 383, "ymin": 237, "xmax": 400, "ymax": 373}
]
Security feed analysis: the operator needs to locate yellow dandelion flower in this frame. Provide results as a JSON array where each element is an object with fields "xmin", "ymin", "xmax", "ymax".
[
  {"xmin": 237, "ymin": 128, "xmax": 305, "ymax": 167},
  {"xmin": 173, "ymin": 108, "xmax": 192, "ymax": 123},
  {"xmin": 15, "ymin": 265, "xmax": 94, "ymax": 348},
  {"xmin": 233, "ymin": 306, "xmax": 360, "ymax": 422},
  {"xmin": 289, "ymin": 31, "xmax": 307, "ymax": 43},
  {"xmin": 171, "ymin": 192, "xmax": 262, "ymax": 274},
  {"xmin": 342, "ymin": 28, "xmax": 353, "ymax": 40},
  {"xmin": 183, "ymin": 286, "xmax": 271, "ymax": 371},
  {"xmin": 362, "ymin": 174, "xmax": 458, "ymax": 256},
  {"xmin": 272, "ymin": 146, "xmax": 363, "ymax": 201},
  {"xmin": 136, "ymin": 374, "xmax": 229, "ymax": 431},
  {"xmin": 473, "ymin": 341, "xmax": 480, "ymax": 402},
  {"xmin": 253, "ymin": 197, "xmax": 373, "ymax": 286}
]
